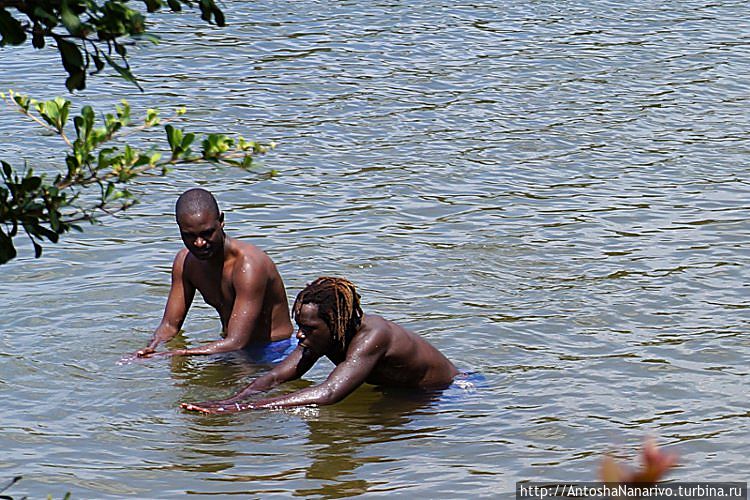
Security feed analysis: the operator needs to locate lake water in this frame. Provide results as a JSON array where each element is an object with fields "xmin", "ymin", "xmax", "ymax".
[{"xmin": 1, "ymin": 1, "xmax": 749, "ymax": 498}]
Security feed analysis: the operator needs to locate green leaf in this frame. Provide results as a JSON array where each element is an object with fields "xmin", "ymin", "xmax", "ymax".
[
  {"xmin": 32, "ymin": 7, "xmax": 60, "ymax": 27},
  {"xmin": 104, "ymin": 182, "xmax": 114, "ymax": 200},
  {"xmin": 65, "ymin": 71, "xmax": 85, "ymax": 91},
  {"xmin": 165, "ymin": 124, "xmax": 185, "ymax": 157},
  {"xmin": 215, "ymin": 8, "xmax": 225, "ymax": 26},
  {"xmin": 0, "ymin": 228, "xmax": 18, "ymax": 264},
  {"xmin": 12, "ymin": 92, "xmax": 31, "ymax": 111},
  {"xmin": 36, "ymin": 97, "xmax": 67, "ymax": 131},
  {"xmin": 0, "ymin": 8, "xmax": 27, "ymax": 46},
  {"xmin": 32, "ymin": 239, "xmax": 43, "ymax": 258},
  {"xmin": 49, "ymin": 207, "xmax": 61, "ymax": 233},
  {"xmin": 60, "ymin": 0, "xmax": 82, "ymax": 36},
  {"xmin": 198, "ymin": 0, "xmax": 225, "ymax": 26},
  {"xmin": 143, "ymin": 0, "xmax": 161, "ymax": 13},
  {"xmin": 36, "ymin": 98, "xmax": 69, "ymax": 131},
  {"xmin": 21, "ymin": 175, "xmax": 42, "ymax": 191},
  {"xmin": 32, "ymin": 30, "xmax": 45, "ymax": 49},
  {"xmin": 74, "ymin": 105, "xmax": 95, "ymax": 142},
  {"xmin": 92, "ymin": 54, "xmax": 105, "ymax": 73},
  {"xmin": 145, "ymin": 108, "xmax": 159, "ymax": 126},
  {"xmin": 56, "ymin": 97, "xmax": 71, "ymax": 130},
  {"xmin": 102, "ymin": 53, "xmax": 142, "ymax": 91},
  {"xmin": 34, "ymin": 223, "xmax": 60, "ymax": 243},
  {"xmin": 116, "ymin": 99, "xmax": 131, "ymax": 123},
  {"xmin": 57, "ymin": 38, "xmax": 83, "ymax": 71},
  {"xmin": 57, "ymin": 38, "xmax": 86, "ymax": 91},
  {"xmin": 181, "ymin": 132, "xmax": 195, "ymax": 150}
]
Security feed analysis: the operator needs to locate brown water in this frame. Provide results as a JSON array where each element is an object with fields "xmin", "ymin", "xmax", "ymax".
[{"xmin": 1, "ymin": 1, "xmax": 749, "ymax": 497}]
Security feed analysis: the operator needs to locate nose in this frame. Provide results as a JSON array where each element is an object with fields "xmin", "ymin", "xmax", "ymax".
[
  {"xmin": 194, "ymin": 236, "xmax": 207, "ymax": 248},
  {"xmin": 296, "ymin": 330, "xmax": 305, "ymax": 341}
]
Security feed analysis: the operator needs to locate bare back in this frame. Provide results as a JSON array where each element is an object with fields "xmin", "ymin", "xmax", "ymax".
[{"xmin": 328, "ymin": 314, "xmax": 459, "ymax": 389}]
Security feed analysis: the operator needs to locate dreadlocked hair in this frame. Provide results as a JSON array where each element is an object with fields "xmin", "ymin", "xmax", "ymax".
[{"xmin": 293, "ymin": 277, "xmax": 363, "ymax": 351}]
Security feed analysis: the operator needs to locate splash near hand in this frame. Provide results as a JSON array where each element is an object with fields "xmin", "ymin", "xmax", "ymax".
[
  {"xmin": 181, "ymin": 401, "xmax": 253, "ymax": 414},
  {"xmin": 117, "ymin": 352, "xmax": 149, "ymax": 365}
]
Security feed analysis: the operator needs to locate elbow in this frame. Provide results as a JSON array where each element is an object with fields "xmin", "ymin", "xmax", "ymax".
[{"xmin": 220, "ymin": 337, "xmax": 247, "ymax": 352}]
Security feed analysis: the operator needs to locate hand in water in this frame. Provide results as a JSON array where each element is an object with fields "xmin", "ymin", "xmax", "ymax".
[
  {"xmin": 118, "ymin": 349, "xmax": 176, "ymax": 365},
  {"xmin": 117, "ymin": 353, "xmax": 146, "ymax": 365},
  {"xmin": 136, "ymin": 347, "xmax": 156, "ymax": 358},
  {"xmin": 140, "ymin": 349, "xmax": 181, "ymax": 358},
  {"xmin": 181, "ymin": 400, "xmax": 253, "ymax": 414}
]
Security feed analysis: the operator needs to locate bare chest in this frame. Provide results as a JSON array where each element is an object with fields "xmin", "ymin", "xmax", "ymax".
[{"xmin": 188, "ymin": 264, "xmax": 236, "ymax": 319}]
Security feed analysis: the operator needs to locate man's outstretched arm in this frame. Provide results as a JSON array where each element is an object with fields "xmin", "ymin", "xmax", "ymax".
[
  {"xmin": 181, "ymin": 347, "xmax": 318, "ymax": 412},
  {"xmin": 184, "ymin": 338, "xmax": 384, "ymax": 413},
  {"xmin": 163, "ymin": 258, "xmax": 266, "ymax": 356},
  {"xmin": 138, "ymin": 250, "xmax": 195, "ymax": 357}
]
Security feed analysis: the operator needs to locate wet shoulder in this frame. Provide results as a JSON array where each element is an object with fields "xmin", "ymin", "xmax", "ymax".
[
  {"xmin": 362, "ymin": 314, "xmax": 416, "ymax": 337},
  {"xmin": 175, "ymin": 248, "xmax": 193, "ymax": 273},
  {"xmin": 359, "ymin": 314, "xmax": 389, "ymax": 333},
  {"xmin": 355, "ymin": 314, "xmax": 397, "ymax": 345},
  {"xmin": 230, "ymin": 239, "xmax": 272, "ymax": 270}
]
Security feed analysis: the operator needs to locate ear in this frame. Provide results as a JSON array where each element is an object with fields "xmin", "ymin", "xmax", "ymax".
[{"xmin": 219, "ymin": 212, "xmax": 225, "ymax": 226}]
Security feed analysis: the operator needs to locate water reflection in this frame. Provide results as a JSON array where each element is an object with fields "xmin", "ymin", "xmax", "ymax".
[
  {"xmin": 2, "ymin": 0, "xmax": 750, "ymax": 497},
  {"xmin": 162, "ymin": 346, "xmax": 464, "ymax": 497},
  {"xmin": 294, "ymin": 392, "xmax": 438, "ymax": 498}
]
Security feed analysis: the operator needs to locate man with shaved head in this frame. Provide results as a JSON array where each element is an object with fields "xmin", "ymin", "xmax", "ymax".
[{"xmin": 137, "ymin": 188, "xmax": 294, "ymax": 360}]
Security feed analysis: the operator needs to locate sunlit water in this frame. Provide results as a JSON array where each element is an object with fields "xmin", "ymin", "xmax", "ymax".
[{"xmin": 1, "ymin": 1, "xmax": 749, "ymax": 498}]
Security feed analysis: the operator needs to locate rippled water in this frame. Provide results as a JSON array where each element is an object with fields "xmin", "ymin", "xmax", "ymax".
[{"xmin": 1, "ymin": 1, "xmax": 749, "ymax": 498}]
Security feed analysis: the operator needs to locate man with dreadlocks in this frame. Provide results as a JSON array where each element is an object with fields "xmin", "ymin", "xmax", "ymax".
[
  {"xmin": 134, "ymin": 188, "xmax": 294, "ymax": 361},
  {"xmin": 181, "ymin": 277, "xmax": 459, "ymax": 413}
]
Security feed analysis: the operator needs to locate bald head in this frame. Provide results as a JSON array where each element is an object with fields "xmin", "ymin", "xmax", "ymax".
[{"xmin": 175, "ymin": 188, "xmax": 220, "ymax": 223}]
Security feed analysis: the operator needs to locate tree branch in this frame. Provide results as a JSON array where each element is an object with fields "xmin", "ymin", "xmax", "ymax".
[{"xmin": 0, "ymin": 0, "xmax": 26, "ymax": 10}]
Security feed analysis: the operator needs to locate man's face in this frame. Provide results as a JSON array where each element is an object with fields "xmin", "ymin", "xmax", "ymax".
[
  {"xmin": 177, "ymin": 211, "xmax": 225, "ymax": 260},
  {"xmin": 295, "ymin": 303, "xmax": 333, "ymax": 356}
]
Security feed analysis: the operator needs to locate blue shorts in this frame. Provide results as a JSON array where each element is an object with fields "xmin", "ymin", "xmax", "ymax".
[
  {"xmin": 450, "ymin": 371, "xmax": 487, "ymax": 391},
  {"xmin": 437, "ymin": 371, "xmax": 488, "ymax": 404},
  {"xmin": 242, "ymin": 336, "xmax": 299, "ymax": 364}
]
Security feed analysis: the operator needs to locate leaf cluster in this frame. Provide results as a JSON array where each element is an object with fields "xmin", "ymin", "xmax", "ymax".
[
  {"xmin": 0, "ymin": 0, "xmax": 225, "ymax": 91},
  {"xmin": 0, "ymin": 90, "xmax": 275, "ymax": 264}
]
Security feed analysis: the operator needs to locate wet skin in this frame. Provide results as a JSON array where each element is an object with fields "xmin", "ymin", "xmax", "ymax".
[
  {"xmin": 137, "ymin": 210, "xmax": 293, "ymax": 358},
  {"xmin": 181, "ymin": 303, "xmax": 459, "ymax": 413}
]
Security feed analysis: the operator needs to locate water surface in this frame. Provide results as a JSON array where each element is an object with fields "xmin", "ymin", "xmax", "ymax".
[{"xmin": 1, "ymin": 1, "xmax": 748, "ymax": 497}]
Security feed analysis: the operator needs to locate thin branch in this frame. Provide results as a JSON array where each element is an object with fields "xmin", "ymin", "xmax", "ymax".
[
  {"xmin": 1, "ymin": 94, "xmax": 73, "ymax": 147},
  {"xmin": 0, "ymin": 0, "xmax": 25, "ymax": 10},
  {"xmin": 117, "ymin": 115, "xmax": 182, "ymax": 139}
]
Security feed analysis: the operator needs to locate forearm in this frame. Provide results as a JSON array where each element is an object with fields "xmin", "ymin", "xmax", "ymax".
[
  {"xmin": 241, "ymin": 372, "xmax": 284, "ymax": 395},
  {"xmin": 230, "ymin": 354, "xmax": 309, "ymax": 400},
  {"xmin": 181, "ymin": 385, "xmax": 333, "ymax": 414},
  {"xmin": 171, "ymin": 338, "xmax": 244, "ymax": 356},
  {"xmin": 218, "ymin": 373, "xmax": 281, "ymax": 403},
  {"xmin": 247, "ymin": 384, "xmax": 340, "ymax": 409}
]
